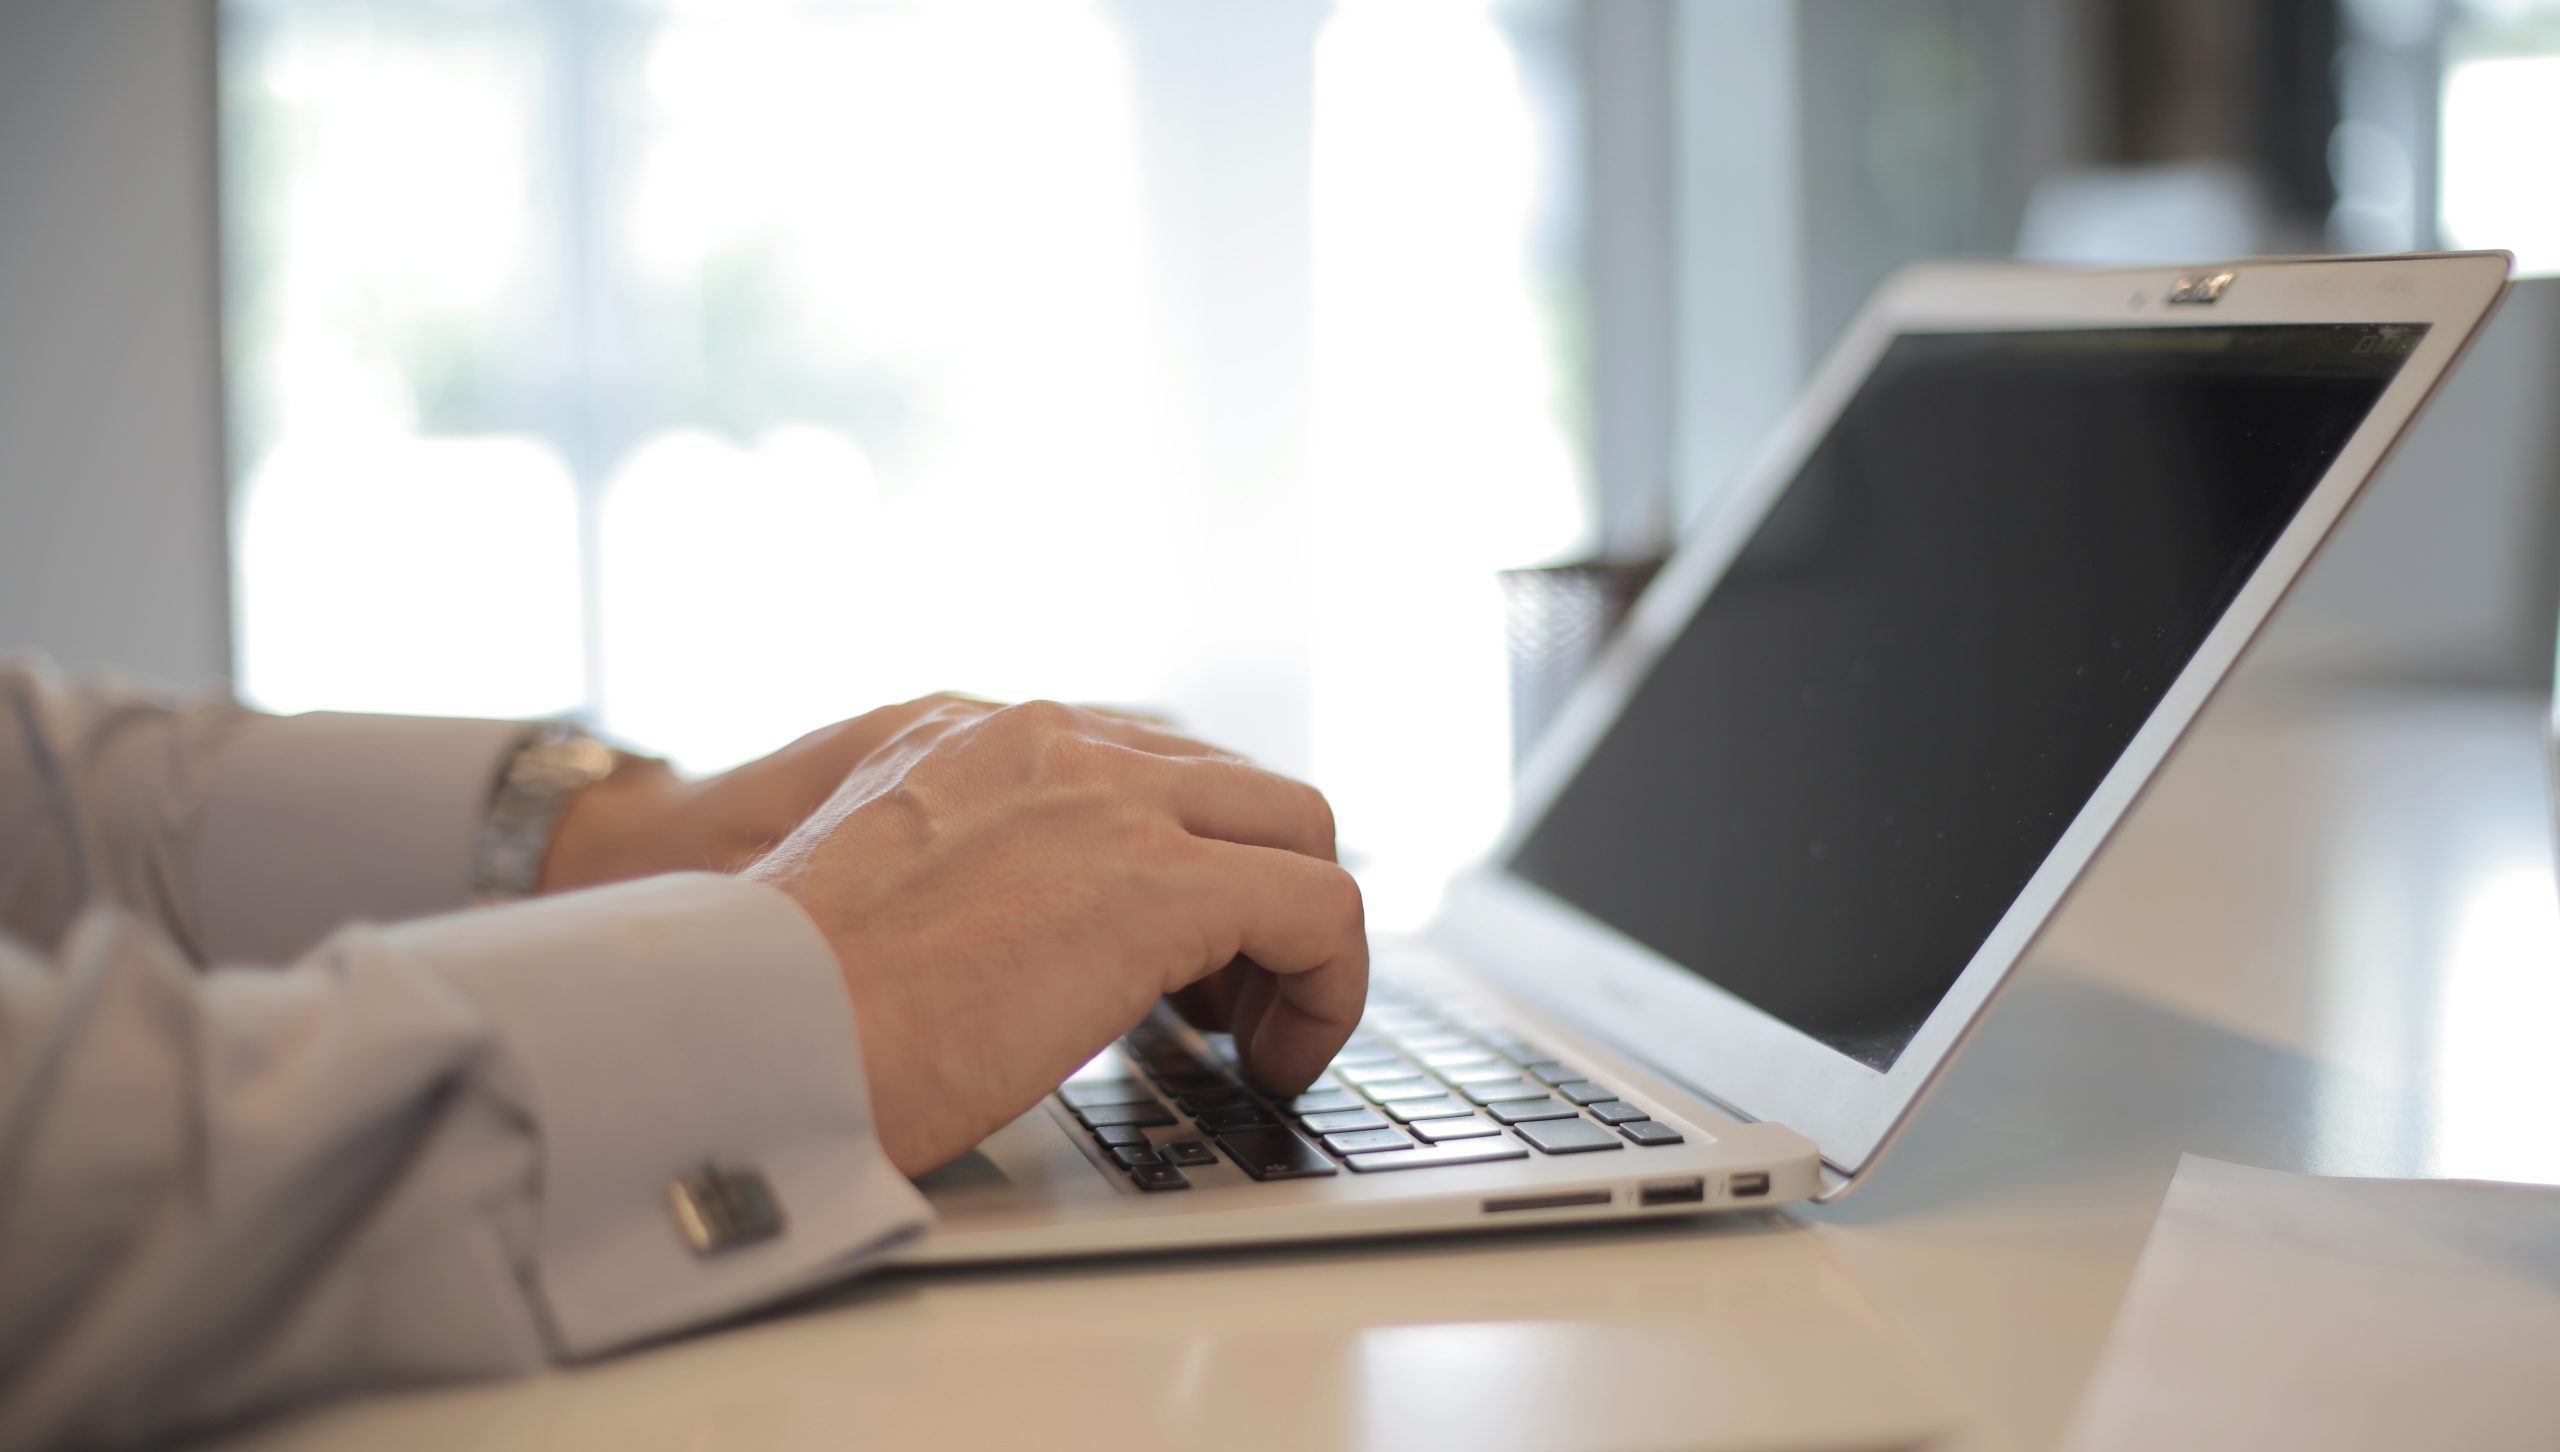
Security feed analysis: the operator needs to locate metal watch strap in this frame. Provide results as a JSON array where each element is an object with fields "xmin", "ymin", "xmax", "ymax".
[{"xmin": 470, "ymin": 725, "xmax": 651, "ymax": 903}]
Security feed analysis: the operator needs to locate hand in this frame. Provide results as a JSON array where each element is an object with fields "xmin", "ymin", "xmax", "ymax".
[
  {"xmin": 744, "ymin": 700, "xmax": 1366, "ymax": 1177},
  {"xmin": 539, "ymin": 694, "xmax": 1000, "ymax": 893}
]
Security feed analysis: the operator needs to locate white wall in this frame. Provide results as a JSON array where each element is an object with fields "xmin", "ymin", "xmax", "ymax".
[{"xmin": 0, "ymin": 0, "xmax": 229, "ymax": 689}]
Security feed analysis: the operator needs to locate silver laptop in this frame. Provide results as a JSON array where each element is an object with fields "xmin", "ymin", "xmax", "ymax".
[{"xmin": 899, "ymin": 252, "xmax": 2511, "ymax": 1265}]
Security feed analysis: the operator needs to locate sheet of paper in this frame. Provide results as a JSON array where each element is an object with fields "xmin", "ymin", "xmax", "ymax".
[{"xmin": 2065, "ymin": 1155, "xmax": 2560, "ymax": 1452}]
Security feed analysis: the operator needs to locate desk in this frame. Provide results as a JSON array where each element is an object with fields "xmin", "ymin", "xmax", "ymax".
[{"xmin": 211, "ymin": 690, "xmax": 2560, "ymax": 1452}]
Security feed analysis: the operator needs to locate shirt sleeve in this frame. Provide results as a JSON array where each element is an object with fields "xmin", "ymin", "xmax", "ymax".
[
  {"xmin": 0, "ymin": 872, "xmax": 934, "ymax": 1452},
  {"xmin": 0, "ymin": 653, "xmax": 533, "ymax": 967}
]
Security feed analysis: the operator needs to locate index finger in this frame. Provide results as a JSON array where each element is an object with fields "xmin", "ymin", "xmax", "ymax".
[
  {"xmin": 1171, "ymin": 840, "xmax": 1368, "ymax": 1094},
  {"xmin": 1109, "ymin": 747, "xmax": 1339, "ymax": 864}
]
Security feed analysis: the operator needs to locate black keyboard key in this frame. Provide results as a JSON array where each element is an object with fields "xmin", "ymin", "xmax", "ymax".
[
  {"xmin": 1151, "ymin": 1069, "xmax": 1230, "ymax": 1093},
  {"xmin": 1344, "ymin": 1138, "xmax": 1531, "ymax": 1173},
  {"xmin": 1524, "ymin": 1061, "xmax": 1583, "ymax": 1086},
  {"xmin": 1130, "ymin": 1162, "xmax": 1191, "ymax": 1192},
  {"xmin": 1587, "ymin": 1100, "xmax": 1646, "ymax": 1125},
  {"xmin": 1322, "ymin": 1127, "xmax": 1414, "ymax": 1155},
  {"xmin": 1619, "ymin": 1120, "xmax": 1685, "ymax": 1146},
  {"xmin": 1555, "ymin": 1080, "xmax": 1618, "ymax": 1106},
  {"xmin": 1383, "ymin": 1096, "xmax": 1476, "ymax": 1122},
  {"xmin": 1195, "ymin": 1104, "xmax": 1281, "ymax": 1134},
  {"xmin": 1409, "ymin": 1114, "xmax": 1503, "ymax": 1142},
  {"xmin": 1516, "ymin": 1117, "xmax": 1625, "ymax": 1155},
  {"xmin": 1110, "ymin": 1144, "xmax": 1163, "ymax": 1169},
  {"xmin": 1459, "ymin": 1079, "xmax": 1552, "ymax": 1105},
  {"xmin": 1289, "ymin": 1089, "xmax": 1365, "ymax": 1117},
  {"xmin": 1077, "ymin": 1101, "xmax": 1176, "ymax": 1129},
  {"xmin": 1091, "ymin": 1124, "xmax": 1152, "ymax": 1149},
  {"xmin": 1215, "ymin": 1126, "xmax": 1339, "ymax": 1180},
  {"xmin": 1059, "ymin": 1080, "xmax": 1154, "ymax": 1109},
  {"xmin": 1176, "ymin": 1086, "xmax": 1260, "ymax": 1113},
  {"xmin": 1300, "ymin": 1107, "xmax": 1389, "ymax": 1134},
  {"xmin": 1075, "ymin": 1101, "xmax": 1172, "ymax": 1137},
  {"xmin": 1160, "ymin": 1139, "xmax": 1220, "ymax": 1166},
  {"xmin": 1487, "ymin": 1097, "xmax": 1580, "ymax": 1124}
]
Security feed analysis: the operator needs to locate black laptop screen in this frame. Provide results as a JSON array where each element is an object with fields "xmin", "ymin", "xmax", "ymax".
[{"xmin": 1505, "ymin": 324, "xmax": 2420, "ymax": 1070}]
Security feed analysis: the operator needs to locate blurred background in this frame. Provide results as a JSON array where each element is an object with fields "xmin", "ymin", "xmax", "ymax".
[{"xmin": 3, "ymin": 0, "xmax": 2557, "ymax": 921}]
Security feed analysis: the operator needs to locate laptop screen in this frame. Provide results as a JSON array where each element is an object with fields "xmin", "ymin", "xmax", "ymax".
[{"xmin": 1505, "ymin": 323, "xmax": 2423, "ymax": 1071}]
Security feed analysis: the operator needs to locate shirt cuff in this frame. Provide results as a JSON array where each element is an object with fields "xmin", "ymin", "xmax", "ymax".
[
  {"xmin": 190, "ymin": 712, "xmax": 532, "ymax": 964},
  {"xmin": 380, "ymin": 871, "xmax": 933, "ymax": 1357}
]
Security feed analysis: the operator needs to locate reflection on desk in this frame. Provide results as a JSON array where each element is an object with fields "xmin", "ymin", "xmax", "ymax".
[{"xmin": 210, "ymin": 1213, "xmax": 1952, "ymax": 1452}]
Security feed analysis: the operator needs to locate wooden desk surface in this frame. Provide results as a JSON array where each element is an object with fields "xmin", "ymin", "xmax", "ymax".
[{"xmin": 210, "ymin": 689, "xmax": 2560, "ymax": 1452}]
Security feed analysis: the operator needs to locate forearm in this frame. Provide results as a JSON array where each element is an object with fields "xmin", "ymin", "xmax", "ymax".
[
  {"xmin": 0, "ymin": 655, "xmax": 534, "ymax": 965},
  {"xmin": 0, "ymin": 874, "xmax": 930, "ymax": 1452}
]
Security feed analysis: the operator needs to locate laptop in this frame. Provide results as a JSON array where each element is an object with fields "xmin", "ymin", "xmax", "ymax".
[{"xmin": 898, "ymin": 252, "xmax": 2511, "ymax": 1264}]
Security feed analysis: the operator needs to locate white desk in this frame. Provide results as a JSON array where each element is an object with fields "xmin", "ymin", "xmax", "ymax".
[{"xmin": 213, "ymin": 689, "xmax": 2560, "ymax": 1452}]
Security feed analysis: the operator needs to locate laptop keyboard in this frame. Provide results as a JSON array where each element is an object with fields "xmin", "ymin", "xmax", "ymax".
[{"xmin": 1052, "ymin": 989, "xmax": 1686, "ymax": 1192}]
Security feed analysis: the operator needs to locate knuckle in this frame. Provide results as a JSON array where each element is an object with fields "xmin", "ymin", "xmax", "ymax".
[
  {"xmin": 1319, "ymin": 864, "xmax": 1365, "ymax": 934},
  {"xmin": 1299, "ymin": 782, "xmax": 1339, "ymax": 849},
  {"xmin": 1038, "ymin": 727, "xmax": 1092, "ymax": 780},
  {"xmin": 1003, "ymin": 698, "xmax": 1076, "ymax": 734}
]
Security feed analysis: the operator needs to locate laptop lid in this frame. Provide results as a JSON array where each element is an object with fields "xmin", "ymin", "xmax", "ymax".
[{"xmin": 1436, "ymin": 253, "xmax": 2512, "ymax": 1192}]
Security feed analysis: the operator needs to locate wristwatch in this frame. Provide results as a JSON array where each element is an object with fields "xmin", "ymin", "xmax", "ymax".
[{"xmin": 470, "ymin": 724, "xmax": 660, "ymax": 903}]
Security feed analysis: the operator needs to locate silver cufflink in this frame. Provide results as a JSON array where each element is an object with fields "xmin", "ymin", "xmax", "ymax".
[{"xmin": 668, "ymin": 1163, "xmax": 785, "ymax": 1254}]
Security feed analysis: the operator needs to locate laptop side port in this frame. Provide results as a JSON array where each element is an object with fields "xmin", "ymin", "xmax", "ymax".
[
  {"xmin": 1482, "ymin": 1190, "xmax": 1613, "ymax": 1214},
  {"xmin": 1729, "ymin": 1171, "xmax": 1771, "ymax": 1199},
  {"xmin": 1639, "ymin": 1178, "xmax": 1706, "ymax": 1207}
]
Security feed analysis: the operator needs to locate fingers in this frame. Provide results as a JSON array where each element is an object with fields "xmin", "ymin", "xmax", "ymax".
[
  {"xmin": 1057, "ymin": 706, "xmax": 1239, "ymax": 764},
  {"xmin": 1075, "ymin": 701, "xmax": 1179, "ymax": 729},
  {"xmin": 1065, "ymin": 706, "xmax": 1337, "ymax": 862},
  {"xmin": 1224, "ymin": 964, "xmax": 1280, "ymax": 1076},
  {"xmin": 1111, "ymin": 749, "xmax": 1338, "ymax": 863},
  {"xmin": 1168, "ymin": 959, "xmax": 1244, "ymax": 1031},
  {"xmin": 987, "ymin": 702, "xmax": 1334, "ymax": 859},
  {"xmin": 1174, "ymin": 841, "xmax": 1367, "ymax": 1094}
]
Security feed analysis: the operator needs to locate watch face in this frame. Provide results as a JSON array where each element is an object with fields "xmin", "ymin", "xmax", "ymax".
[{"xmin": 471, "ymin": 728, "xmax": 622, "ymax": 901}]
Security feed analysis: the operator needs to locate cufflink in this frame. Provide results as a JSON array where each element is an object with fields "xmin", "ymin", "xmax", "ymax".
[{"xmin": 668, "ymin": 1163, "xmax": 785, "ymax": 1254}]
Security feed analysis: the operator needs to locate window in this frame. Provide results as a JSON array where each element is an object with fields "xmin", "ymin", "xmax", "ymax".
[
  {"xmin": 222, "ymin": 0, "xmax": 1588, "ymax": 918},
  {"xmin": 2436, "ymin": 0, "xmax": 2560, "ymax": 271}
]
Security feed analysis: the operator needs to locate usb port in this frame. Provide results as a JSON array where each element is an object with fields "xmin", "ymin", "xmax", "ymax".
[
  {"xmin": 1639, "ymin": 1178, "xmax": 1705, "ymax": 1207},
  {"xmin": 1729, "ymin": 1171, "xmax": 1771, "ymax": 1198}
]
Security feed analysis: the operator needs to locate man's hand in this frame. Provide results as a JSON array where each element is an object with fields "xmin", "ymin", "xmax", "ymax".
[
  {"xmin": 539, "ymin": 694, "xmax": 999, "ymax": 893},
  {"xmin": 743, "ymin": 700, "xmax": 1365, "ymax": 1178}
]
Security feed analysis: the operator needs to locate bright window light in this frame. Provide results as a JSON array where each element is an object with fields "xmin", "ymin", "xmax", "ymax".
[
  {"xmin": 1310, "ymin": 0, "xmax": 1589, "ymax": 922},
  {"xmin": 2433, "ymin": 860, "xmax": 2560, "ymax": 1182},
  {"xmin": 2438, "ymin": 54, "xmax": 2560, "ymax": 273},
  {"xmin": 224, "ymin": 0, "xmax": 1590, "ymax": 914}
]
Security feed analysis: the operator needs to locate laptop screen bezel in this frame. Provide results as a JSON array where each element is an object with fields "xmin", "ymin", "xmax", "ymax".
[{"xmin": 1433, "ymin": 253, "xmax": 2510, "ymax": 1184}]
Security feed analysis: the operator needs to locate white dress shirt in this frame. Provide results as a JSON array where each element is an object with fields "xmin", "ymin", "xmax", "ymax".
[{"xmin": 0, "ymin": 657, "xmax": 933, "ymax": 1451}]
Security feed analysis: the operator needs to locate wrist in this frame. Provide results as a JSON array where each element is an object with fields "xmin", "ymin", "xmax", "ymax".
[{"xmin": 540, "ymin": 760, "xmax": 689, "ymax": 894}]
